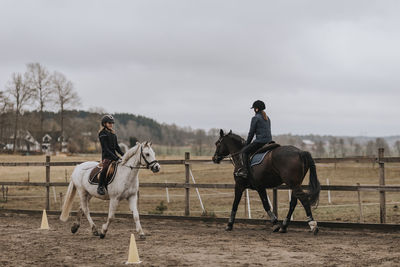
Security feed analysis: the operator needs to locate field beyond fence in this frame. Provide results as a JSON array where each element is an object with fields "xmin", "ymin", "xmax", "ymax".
[{"xmin": 1, "ymin": 149, "xmax": 400, "ymax": 227}]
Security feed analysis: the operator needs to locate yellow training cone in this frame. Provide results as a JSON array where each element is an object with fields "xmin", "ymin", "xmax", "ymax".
[
  {"xmin": 40, "ymin": 209, "xmax": 50, "ymax": 230},
  {"xmin": 126, "ymin": 234, "xmax": 142, "ymax": 264}
]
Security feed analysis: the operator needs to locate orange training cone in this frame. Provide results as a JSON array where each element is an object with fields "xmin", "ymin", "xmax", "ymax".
[
  {"xmin": 40, "ymin": 209, "xmax": 50, "ymax": 230},
  {"xmin": 126, "ymin": 234, "xmax": 142, "ymax": 264}
]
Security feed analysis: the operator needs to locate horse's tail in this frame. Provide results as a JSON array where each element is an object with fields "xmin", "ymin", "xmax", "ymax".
[
  {"xmin": 60, "ymin": 181, "xmax": 76, "ymax": 222},
  {"xmin": 302, "ymin": 151, "xmax": 321, "ymax": 207}
]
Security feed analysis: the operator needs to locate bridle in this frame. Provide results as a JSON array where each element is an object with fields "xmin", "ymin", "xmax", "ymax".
[
  {"xmin": 139, "ymin": 146, "xmax": 159, "ymax": 169},
  {"xmin": 124, "ymin": 145, "xmax": 159, "ymax": 170},
  {"xmin": 214, "ymin": 138, "xmax": 242, "ymax": 168}
]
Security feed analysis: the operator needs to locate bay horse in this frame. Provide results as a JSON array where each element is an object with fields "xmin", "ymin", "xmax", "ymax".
[
  {"xmin": 212, "ymin": 130, "xmax": 320, "ymax": 234},
  {"xmin": 60, "ymin": 141, "xmax": 160, "ymax": 239}
]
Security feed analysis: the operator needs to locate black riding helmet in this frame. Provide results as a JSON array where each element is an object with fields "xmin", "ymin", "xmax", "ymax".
[
  {"xmin": 101, "ymin": 114, "xmax": 115, "ymax": 126},
  {"xmin": 251, "ymin": 100, "xmax": 266, "ymax": 111}
]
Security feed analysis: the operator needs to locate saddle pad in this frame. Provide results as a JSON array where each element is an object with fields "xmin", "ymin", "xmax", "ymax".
[
  {"xmin": 250, "ymin": 151, "xmax": 271, "ymax": 167},
  {"xmin": 88, "ymin": 161, "xmax": 118, "ymax": 185}
]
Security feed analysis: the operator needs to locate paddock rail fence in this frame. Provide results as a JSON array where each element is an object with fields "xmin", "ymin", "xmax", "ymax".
[{"xmin": 1, "ymin": 148, "xmax": 400, "ymax": 229}]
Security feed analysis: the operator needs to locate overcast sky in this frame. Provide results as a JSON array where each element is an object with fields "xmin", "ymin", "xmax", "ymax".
[{"xmin": 1, "ymin": 0, "xmax": 399, "ymax": 137}]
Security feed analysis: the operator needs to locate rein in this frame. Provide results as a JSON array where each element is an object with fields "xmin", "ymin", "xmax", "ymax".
[
  {"xmin": 217, "ymin": 151, "xmax": 242, "ymax": 168},
  {"xmin": 124, "ymin": 145, "xmax": 158, "ymax": 170}
]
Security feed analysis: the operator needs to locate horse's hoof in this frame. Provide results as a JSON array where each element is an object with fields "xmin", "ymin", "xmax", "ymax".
[
  {"xmin": 99, "ymin": 233, "xmax": 105, "ymax": 239},
  {"xmin": 225, "ymin": 225, "xmax": 233, "ymax": 231},
  {"xmin": 279, "ymin": 227, "xmax": 287, "ymax": 233},
  {"xmin": 313, "ymin": 226, "xmax": 319, "ymax": 235},
  {"xmin": 139, "ymin": 234, "xmax": 146, "ymax": 240},
  {"xmin": 272, "ymin": 224, "xmax": 280, "ymax": 232},
  {"xmin": 71, "ymin": 223, "xmax": 80, "ymax": 234}
]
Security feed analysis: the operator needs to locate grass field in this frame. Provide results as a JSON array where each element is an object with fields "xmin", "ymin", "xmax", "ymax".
[{"xmin": 1, "ymin": 154, "xmax": 400, "ymax": 224}]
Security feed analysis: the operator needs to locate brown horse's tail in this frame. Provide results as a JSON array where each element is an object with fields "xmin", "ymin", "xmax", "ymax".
[{"xmin": 302, "ymin": 151, "xmax": 321, "ymax": 207}]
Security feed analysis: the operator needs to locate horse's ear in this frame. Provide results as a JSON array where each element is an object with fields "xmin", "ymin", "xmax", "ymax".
[
  {"xmin": 228, "ymin": 130, "xmax": 232, "ymax": 135},
  {"xmin": 144, "ymin": 141, "xmax": 148, "ymax": 146},
  {"xmin": 148, "ymin": 141, "xmax": 152, "ymax": 146},
  {"xmin": 220, "ymin": 129, "xmax": 224, "ymax": 137}
]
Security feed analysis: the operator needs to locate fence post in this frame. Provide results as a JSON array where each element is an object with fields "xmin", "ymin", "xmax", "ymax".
[
  {"xmin": 356, "ymin": 183, "xmax": 364, "ymax": 223},
  {"xmin": 244, "ymin": 189, "xmax": 247, "ymax": 217},
  {"xmin": 45, "ymin": 155, "xmax": 51, "ymax": 211},
  {"xmin": 378, "ymin": 148, "xmax": 386, "ymax": 223},
  {"xmin": 184, "ymin": 152, "xmax": 190, "ymax": 216},
  {"xmin": 273, "ymin": 188, "xmax": 278, "ymax": 217}
]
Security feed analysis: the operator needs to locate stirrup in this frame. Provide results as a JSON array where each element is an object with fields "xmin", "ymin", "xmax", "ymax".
[
  {"xmin": 235, "ymin": 169, "xmax": 248, "ymax": 178},
  {"xmin": 97, "ymin": 185, "xmax": 106, "ymax": 195}
]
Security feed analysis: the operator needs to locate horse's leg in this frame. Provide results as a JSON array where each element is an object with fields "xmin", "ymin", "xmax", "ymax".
[
  {"xmin": 129, "ymin": 193, "xmax": 145, "ymax": 239},
  {"xmin": 226, "ymin": 184, "xmax": 244, "ymax": 231},
  {"xmin": 80, "ymin": 193, "xmax": 99, "ymax": 236},
  {"xmin": 100, "ymin": 197, "xmax": 119, "ymax": 239},
  {"xmin": 293, "ymin": 186, "xmax": 319, "ymax": 235},
  {"xmin": 71, "ymin": 190, "xmax": 85, "ymax": 234},
  {"xmin": 279, "ymin": 191, "xmax": 298, "ymax": 233},
  {"xmin": 256, "ymin": 189, "xmax": 279, "ymax": 232},
  {"xmin": 71, "ymin": 207, "xmax": 84, "ymax": 234}
]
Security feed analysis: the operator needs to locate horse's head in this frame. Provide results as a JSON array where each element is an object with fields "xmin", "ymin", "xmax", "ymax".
[
  {"xmin": 212, "ymin": 129, "xmax": 244, "ymax": 164},
  {"xmin": 140, "ymin": 141, "xmax": 160, "ymax": 173}
]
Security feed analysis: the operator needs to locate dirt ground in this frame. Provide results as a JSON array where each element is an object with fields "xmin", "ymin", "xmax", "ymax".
[{"xmin": 0, "ymin": 213, "xmax": 399, "ymax": 267}]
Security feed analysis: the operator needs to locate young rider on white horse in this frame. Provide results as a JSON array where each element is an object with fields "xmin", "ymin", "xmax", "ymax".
[{"xmin": 97, "ymin": 115, "xmax": 124, "ymax": 195}]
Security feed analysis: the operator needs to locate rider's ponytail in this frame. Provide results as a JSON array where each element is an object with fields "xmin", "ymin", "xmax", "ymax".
[{"xmin": 261, "ymin": 111, "xmax": 268, "ymax": 121}]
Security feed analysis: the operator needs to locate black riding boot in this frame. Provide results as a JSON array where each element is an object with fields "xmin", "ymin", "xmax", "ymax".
[
  {"xmin": 235, "ymin": 154, "xmax": 249, "ymax": 178},
  {"xmin": 97, "ymin": 172, "xmax": 106, "ymax": 195}
]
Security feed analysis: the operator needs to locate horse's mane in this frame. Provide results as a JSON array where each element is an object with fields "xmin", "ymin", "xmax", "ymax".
[
  {"xmin": 227, "ymin": 132, "xmax": 245, "ymax": 146},
  {"xmin": 121, "ymin": 143, "xmax": 140, "ymax": 164}
]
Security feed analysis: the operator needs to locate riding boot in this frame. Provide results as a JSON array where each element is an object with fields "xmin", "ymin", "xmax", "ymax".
[
  {"xmin": 97, "ymin": 171, "xmax": 106, "ymax": 195},
  {"xmin": 235, "ymin": 154, "xmax": 249, "ymax": 178}
]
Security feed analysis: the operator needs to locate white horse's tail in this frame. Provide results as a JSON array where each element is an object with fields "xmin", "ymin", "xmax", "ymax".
[{"xmin": 60, "ymin": 181, "xmax": 76, "ymax": 222}]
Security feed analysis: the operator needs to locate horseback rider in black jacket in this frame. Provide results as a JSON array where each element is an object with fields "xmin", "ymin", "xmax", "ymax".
[
  {"xmin": 236, "ymin": 100, "xmax": 272, "ymax": 179},
  {"xmin": 97, "ymin": 115, "xmax": 124, "ymax": 195}
]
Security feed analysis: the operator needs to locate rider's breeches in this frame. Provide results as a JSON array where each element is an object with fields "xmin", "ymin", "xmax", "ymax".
[
  {"xmin": 99, "ymin": 159, "xmax": 112, "ymax": 187},
  {"xmin": 241, "ymin": 142, "xmax": 265, "ymax": 170}
]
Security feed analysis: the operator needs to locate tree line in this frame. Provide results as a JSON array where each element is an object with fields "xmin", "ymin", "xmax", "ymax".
[
  {"xmin": 0, "ymin": 63, "xmax": 79, "ymax": 152},
  {"xmin": 1, "ymin": 63, "xmax": 399, "ymax": 156}
]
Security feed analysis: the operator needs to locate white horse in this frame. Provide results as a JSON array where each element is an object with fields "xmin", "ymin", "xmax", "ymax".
[{"xmin": 60, "ymin": 141, "xmax": 160, "ymax": 239}]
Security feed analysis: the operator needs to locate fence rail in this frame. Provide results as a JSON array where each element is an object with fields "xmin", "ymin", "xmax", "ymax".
[
  {"xmin": 1, "ymin": 181, "xmax": 400, "ymax": 192},
  {"xmin": 1, "ymin": 148, "xmax": 400, "ymax": 225}
]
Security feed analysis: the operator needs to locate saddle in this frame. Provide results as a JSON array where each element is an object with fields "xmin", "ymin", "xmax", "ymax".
[
  {"xmin": 250, "ymin": 141, "xmax": 281, "ymax": 167},
  {"xmin": 88, "ymin": 161, "xmax": 118, "ymax": 186},
  {"xmin": 253, "ymin": 141, "xmax": 281, "ymax": 156}
]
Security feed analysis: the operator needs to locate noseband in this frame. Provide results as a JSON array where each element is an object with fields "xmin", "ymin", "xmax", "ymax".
[
  {"xmin": 123, "ymin": 145, "xmax": 159, "ymax": 170},
  {"xmin": 140, "ymin": 146, "xmax": 159, "ymax": 169}
]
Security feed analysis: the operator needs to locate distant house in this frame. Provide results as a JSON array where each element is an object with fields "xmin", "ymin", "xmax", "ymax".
[
  {"xmin": 6, "ymin": 130, "xmax": 41, "ymax": 152},
  {"xmin": 301, "ymin": 139, "xmax": 316, "ymax": 150},
  {"xmin": 42, "ymin": 134, "xmax": 52, "ymax": 152},
  {"xmin": 42, "ymin": 132, "xmax": 69, "ymax": 153}
]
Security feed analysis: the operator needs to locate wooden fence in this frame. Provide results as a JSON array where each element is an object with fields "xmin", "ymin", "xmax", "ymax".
[{"xmin": 1, "ymin": 148, "xmax": 400, "ymax": 224}]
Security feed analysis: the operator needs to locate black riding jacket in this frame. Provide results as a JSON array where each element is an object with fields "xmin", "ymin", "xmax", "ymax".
[{"xmin": 99, "ymin": 128, "xmax": 124, "ymax": 161}]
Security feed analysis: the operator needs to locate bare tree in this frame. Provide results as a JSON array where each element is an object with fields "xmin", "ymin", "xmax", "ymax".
[
  {"xmin": 329, "ymin": 137, "xmax": 338, "ymax": 157},
  {"xmin": 353, "ymin": 143, "xmax": 362, "ymax": 156},
  {"xmin": 366, "ymin": 140, "xmax": 375, "ymax": 156},
  {"xmin": 6, "ymin": 73, "xmax": 34, "ymax": 152},
  {"xmin": 394, "ymin": 141, "xmax": 400, "ymax": 156},
  {"xmin": 51, "ymin": 71, "xmax": 80, "ymax": 151},
  {"xmin": 0, "ymin": 91, "xmax": 12, "ymax": 144},
  {"xmin": 315, "ymin": 141, "xmax": 325, "ymax": 157},
  {"xmin": 26, "ymin": 63, "xmax": 52, "ymax": 144},
  {"xmin": 338, "ymin": 138, "xmax": 346, "ymax": 157}
]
